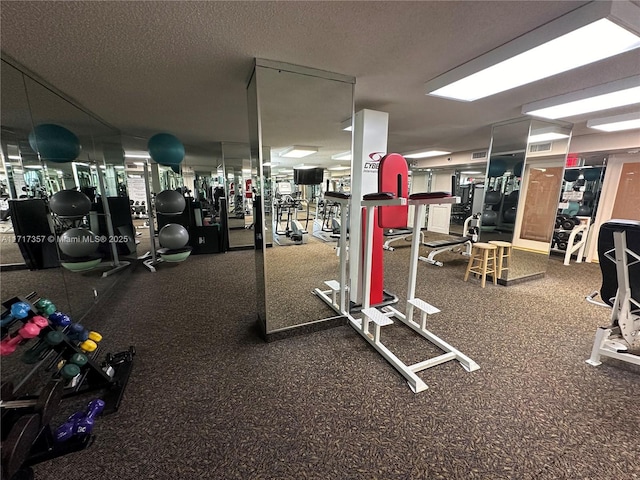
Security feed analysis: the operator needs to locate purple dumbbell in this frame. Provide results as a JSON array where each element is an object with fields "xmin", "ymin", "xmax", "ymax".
[
  {"xmin": 0, "ymin": 302, "xmax": 31, "ymax": 327},
  {"xmin": 55, "ymin": 399, "xmax": 105, "ymax": 442}
]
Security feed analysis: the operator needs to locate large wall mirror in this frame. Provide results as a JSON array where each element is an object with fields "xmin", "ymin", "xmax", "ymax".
[
  {"xmin": 222, "ymin": 142, "xmax": 254, "ymax": 249},
  {"xmin": 248, "ymin": 59, "xmax": 354, "ymax": 337},
  {"xmin": 1, "ymin": 57, "xmax": 132, "ymax": 391},
  {"xmin": 483, "ymin": 118, "xmax": 572, "ymax": 283}
]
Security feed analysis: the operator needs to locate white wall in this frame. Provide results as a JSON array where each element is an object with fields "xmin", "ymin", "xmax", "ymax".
[{"xmin": 586, "ymin": 152, "xmax": 640, "ymax": 262}]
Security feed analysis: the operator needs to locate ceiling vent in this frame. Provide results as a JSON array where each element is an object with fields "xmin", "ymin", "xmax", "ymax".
[
  {"xmin": 529, "ymin": 142, "xmax": 552, "ymax": 153},
  {"xmin": 472, "ymin": 151, "xmax": 487, "ymax": 159}
]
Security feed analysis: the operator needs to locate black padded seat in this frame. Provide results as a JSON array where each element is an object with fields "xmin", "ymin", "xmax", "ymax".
[
  {"xmin": 325, "ymin": 191, "xmax": 351, "ymax": 200},
  {"xmin": 409, "ymin": 191, "xmax": 452, "ymax": 200},
  {"xmin": 424, "ymin": 237, "xmax": 469, "ymax": 248},
  {"xmin": 598, "ymin": 219, "xmax": 640, "ymax": 307}
]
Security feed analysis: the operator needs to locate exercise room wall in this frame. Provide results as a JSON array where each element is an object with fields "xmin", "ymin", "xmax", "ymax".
[{"xmin": 586, "ymin": 153, "xmax": 640, "ymax": 262}]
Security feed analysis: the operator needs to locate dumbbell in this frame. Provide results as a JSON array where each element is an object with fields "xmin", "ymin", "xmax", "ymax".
[
  {"xmin": 22, "ymin": 331, "xmax": 65, "ymax": 364},
  {"xmin": 0, "ymin": 302, "xmax": 31, "ymax": 327},
  {"xmin": 35, "ymin": 298, "xmax": 56, "ymax": 317},
  {"xmin": 59, "ymin": 353, "xmax": 89, "ymax": 380},
  {"xmin": 69, "ymin": 327, "xmax": 101, "ymax": 352},
  {"xmin": 55, "ymin": 398, "xmax": 105, "ymax": 442},
  {"xmin": 561, "ymin": 216, "xmax": 579, "ymax": 231},
  {"xmin": 67, "ymin": 323, "xmax": 89, "ymax": 342},
  {"xmin": 48, "ymin": 311, "xmax": 71, "ymax": 328},
  {"xmin": 0, "ymin": 317, "xmax": 48, "ymax": 356}
]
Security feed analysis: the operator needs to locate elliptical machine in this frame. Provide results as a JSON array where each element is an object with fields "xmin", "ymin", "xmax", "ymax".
[{"xmin": 272, "ymin": 182, "xmax": 308, "ymax": 245}]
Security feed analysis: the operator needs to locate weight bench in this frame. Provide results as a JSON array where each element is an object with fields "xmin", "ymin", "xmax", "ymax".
[
  {"xmin": 382, "ymin": 228, "xmax": 423, "ymax": 251},
  {"xmin": 419, "ymin": 236, "xmax": 472, "ymax": 267},
  {"xmin": 418, "ymin": 214, "xmax": 479, "ymax": 267},
  {"xmin": 585, "ymin": 219, "xmax": 640, "ymax": 368}
]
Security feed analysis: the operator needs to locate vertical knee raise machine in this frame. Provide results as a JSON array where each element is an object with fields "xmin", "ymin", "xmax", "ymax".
[
  {"xmin": 356, "ymin": 192, "xmax": 479, "ymax": 393},
  {"xmin": 315, "ymin": 153, "xmax": 479, "ymax": 393},
  {"xmin": 586, "ymin": 219, "xmax": 640, "ymax": 368},
  {"xmin": 313, "ymin": 191, "xmax": 351, "ymax": 314}
]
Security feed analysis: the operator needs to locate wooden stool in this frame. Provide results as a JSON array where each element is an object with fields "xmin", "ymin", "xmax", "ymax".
[
  {"xmin": 464, "ymin": 242, "xmax": 498, "ymax": 288},
  {"xmin": 488, "ymin": 240, "xmax": 512, "ymax": 278}
]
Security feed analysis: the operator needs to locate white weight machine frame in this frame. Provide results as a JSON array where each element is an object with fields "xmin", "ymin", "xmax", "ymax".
[
  {"xmin": 382, "ymin": 228, "xmax": 424, "ymax": 251},
  {"xmin": 352, "ymin": 194, "xmax": 480, "ymax": 393},
  {"xmin": 313, "ymin": 192, "xmax": 350, "ymax": 315},
  {"xmin": 562, "ymin": 217, "xmax": 590, "ymax": 266},
  {"xmin": 586, "ymin": 229, "xmax": 640, "ymax": 367},
  {"xmin": 418, "ymin": 215, "xmax": 479, "ymax": 267}
]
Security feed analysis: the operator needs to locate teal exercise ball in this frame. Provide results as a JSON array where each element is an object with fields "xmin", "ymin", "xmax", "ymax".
[
  {"xmin": 58, "ymin": 228, "xmax": 99, "ymax": 258},
  {"xmin": 148, "ymin": 133, "xmax": 185, "ymax": 166},
  {"xmin": 49, "ymin": 190, "xmax": 92, "ymax": 218},
  {"xmin": 159, "ymin": 223, "xmax": 189, "ymax": 250},
  {"xmin": 28, "ymin": 124, "xmax": 80, "ymax": 163}
]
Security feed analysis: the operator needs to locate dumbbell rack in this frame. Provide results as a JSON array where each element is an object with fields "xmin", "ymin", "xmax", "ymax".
[
  {"xmin": 552, "ymin": 216, "xmax": 591, "ymax": 265},
  {"xmin": 1, "ymin": 292, "xmax": 135, "ymax": 480}
]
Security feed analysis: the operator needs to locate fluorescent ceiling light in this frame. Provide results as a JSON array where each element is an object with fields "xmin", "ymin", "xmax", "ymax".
[
  {"xmin": 461, "ymin": 171, "xmax": 483, "ymax": 174},
  {"xmin": 341, "ymin": 119, "xmax": 353, "ymax": 131},
  {"xmin": 114, "ymin": 165, "xmax": 125, "ymax": 169},
  {"xmin": 522, "ymin": 75, "xmax": 640, "ymax": 118},
  {"xmin": 587, "ymin": 112, "xmax": 640, "ymax": 132},
  {"xmin": 528, "ymin": 132, "xmax": 570, "ymax": 143},
  {"xmin": 277, "ymin": 169, "xmax": 294, "ymax": 173},
  {"xmin": 280, "ymin": 146, "xmax": 317, "ymax": 158},
  {"xmin": 425, "ymin": 1, "xmax": 640, "ymax": 101},
  {"xmin": 528, "ymin": 125, "xmax": 571, "ymax": 143},
  {"xmin": 328, "ymin": 166, "xmax": 351, "ymax": 171},
  {"xmin": 331, "ymin": 151, "xmax": 352, "ymax": 161},
  {"xmin": 293, "ymin": 164, "xmax": 318, "ymax": 169},
  {"xmin": 133, "ymin": 162, "xmax": 145, "ymax": 166},
  {"xmin": 8, "ymin": 155, "xmax": 21, "ymax": 160},
  {"xmin": 24, "ymin": 165, "xmax": 43, "ymax": 169},
  {"xmin": 404, "ymin": 150, "xmax": 451, "ymax": 159},
  {"xmin": 125, "ymin": 152, "xmax": 150, "ymax": 158},
  {"xmin": 262, "ymin": 162, "xmax": 272, "ymax": 167}
]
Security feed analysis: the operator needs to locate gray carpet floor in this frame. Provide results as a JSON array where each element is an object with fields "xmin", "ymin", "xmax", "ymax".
[{"xmin": 1, "ymin": 241, "xmax": 638, "ymax": 479}]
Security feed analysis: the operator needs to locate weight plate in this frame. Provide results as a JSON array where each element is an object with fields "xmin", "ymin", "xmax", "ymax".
[
  {"xmin": 562, "ymin": 220, "xmax": 575, "ymax": 230},
  {"xmin": 35, "ymin": 380, "xmax": 63, "ymax": 427},
  {"xmin": 1, "ymin": 414, "xmax": 40, "ymax": 479},
  {"xmin": 557, "ymin": 231, "xmax": 570, "ymax": 241}
]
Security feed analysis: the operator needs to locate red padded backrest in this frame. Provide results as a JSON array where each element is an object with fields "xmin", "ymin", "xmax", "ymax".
[{"xmin": 378, "ymin": 153, "xmax": 409, "ymax": 228}]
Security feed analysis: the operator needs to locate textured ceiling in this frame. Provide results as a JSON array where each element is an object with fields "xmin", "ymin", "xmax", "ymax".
[{"xmin": 1, "ymin": 1, "xmax": 639, "ymax": 168}]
